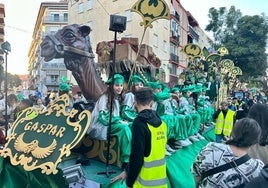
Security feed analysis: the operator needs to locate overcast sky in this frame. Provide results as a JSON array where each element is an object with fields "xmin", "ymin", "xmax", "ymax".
[
  {"xmin": 1, "ymin": 0, "xmax": 267, "ymax": 75},
  {"xmin": 180, "ymin": 0, "xmax": 268, "ymax": 31}
]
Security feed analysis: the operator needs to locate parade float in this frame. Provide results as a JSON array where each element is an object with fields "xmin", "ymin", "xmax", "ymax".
[{"xmin": 0, "ymin": 0, "xmax": 242, "ymax": 187}]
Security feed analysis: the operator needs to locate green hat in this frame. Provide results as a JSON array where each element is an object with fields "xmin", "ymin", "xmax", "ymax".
[
  {"xmin": 150, "ymin": 81, "xmax": 163, "ymax": 90},
  {"xmin": 59, "ymin": 82, "xmax": 70, "ymax": 92},
  {"xmin": 59, "ymin": 76, "xmax": 70, "ymax": 92},
  {"xmin": 193, "ymin": 84, "xmax": 203, "ymax": 93},
  {"xmin": 17, "ymin": 93, "xmax": 24, "ymax": 102},
  {"xmin": 201, "ymin": 86, "xmax": 207, "ymax": 92},
  {"xmin": 131, "ymin": 75, "xmax": 145, "ymax": 85},
  {"xmin": 106, "ymin": 74, "xmax": 124, "ymax": 85},
  {"xmin": 171, "ymin": 87, "xmax": 180, "ymax": 93},
  {"xmin": 182, "ymin": 85, "xmax": 195, "ymax": 93}
]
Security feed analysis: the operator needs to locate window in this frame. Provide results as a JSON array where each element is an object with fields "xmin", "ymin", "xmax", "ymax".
[
  {"xmin": 51, "ymin": 13, "xmax": 59, "ymax": 21},
  {"xmin": 87, "ymin": 0, "xmax": 93, "ymax": 10},
  {"xmin": 163, "ymin": 40, "xmax": 167, "ymax": 52},
  {"xmin": 170, "ymin": 64, "xmax": 177, "ymax": 75},
  {"xmin": 153, "ymin": 34, "xmax": 158, "ymax": 47},
  {"xmin": 170, "ymin": 43, "xmax": 178, "ymax": 55},
  {"xmin": 78, "ymin": 3, "xmax": 84, "ymax": 13},
  {"xmin": 50, "ymin": 75, "xmax": 59, "ymax": 83},
  {"xmin": 63, "ymin": 13, "xmax": 68, "ymax": 22},
  {"xmin": 125, "ymin": 9, "xmax": 132, "ymax": 21}
]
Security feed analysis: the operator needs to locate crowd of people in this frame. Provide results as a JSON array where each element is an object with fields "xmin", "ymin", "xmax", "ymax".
[{"xmin": 1, "ymin": 72, "xmax": 268, "ymax": 187}]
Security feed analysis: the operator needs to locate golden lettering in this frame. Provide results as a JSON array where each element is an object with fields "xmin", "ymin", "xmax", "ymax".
[
  {"xmin": 55, "ymin": 127, "xmax": 65, "ymax": 138},
  {"xmin": 24, "ymin": 122, "xmax": 66, "ymax": 138},
  {"xmin": 36, "ymin": 124, "xmax": 46, "ymax": 133},
  {"xmin": 43, "ymin": 124, "xmax": 53, "ymax": 133},
  {"xmin": 31, "ymin": 122, "xmax": 38, "ymax": 131},
  {"xmin": 49, "ymin": 126, "xmax": 57, "ymax": 135},
  {"xmin": 24, "ymin": 122, "xmax": 32, "ymax": 131}
]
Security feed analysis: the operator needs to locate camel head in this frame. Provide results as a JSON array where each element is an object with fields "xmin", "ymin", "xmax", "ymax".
[{"xmin": 41, "ymin": 24, "xmax": 93, "ymax": 62}]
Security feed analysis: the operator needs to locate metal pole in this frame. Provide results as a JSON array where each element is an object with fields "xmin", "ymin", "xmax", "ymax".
[
  {"xmin": 4, "ymin": 52, "xmax": 8, "ymax": 137},
  {"xmin": 98, "ymin": 31, "xmax": 117, "ymax": 177}
]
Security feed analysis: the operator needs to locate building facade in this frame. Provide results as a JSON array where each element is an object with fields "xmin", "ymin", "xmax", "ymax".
[
  {"xmin": 27, "ymin": 0, "xmax": 211, "ymax": 91},
  {"xmin": 0, "ymin": 3, "xmax": 4, "ymax": 44},
  {"xmin": 67, "ymin": 0, "xmax": 211, "ymax": 86},
  {"xmin": 28, "ymin": 1, "xmax": 69, "ymax": 94},
  {"xmin": 0, "ymin": 3, "xmax": 5, "ymax": 92}
]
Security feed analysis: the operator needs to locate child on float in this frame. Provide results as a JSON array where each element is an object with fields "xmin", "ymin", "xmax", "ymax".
[
  {"xmin": 180, "ymin": 85, "xmax": 203, "ymax": 142},
  {"xmin": 148, "ymin": 82, "xmax": 189, "ymax": 155},
  {"xmin": 196, "ymin": 86, "xmax": 214, "ymax": 127},
  {"xmin": 121, "ymin": 75, "xmax": 145, "ymax": 122},
  {"xmin": 87, "ymin": 74, "xmax": 131, "ymax": 165}
]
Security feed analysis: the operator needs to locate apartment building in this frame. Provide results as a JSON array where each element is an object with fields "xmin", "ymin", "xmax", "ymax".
[
  {"xmin": 28, "ymin": 1, "xmax": 69, "ymax": 93},
  {"xmin": 0, "ymin": 3, "xmax": 5, "ymax": 92},
  {"xmin": 66, "ymin": 0, "xmax": 210, "ymax": 86},
  {"xmin": 0, "ymin": 3, "xmax": 4, "ymax": 44}
]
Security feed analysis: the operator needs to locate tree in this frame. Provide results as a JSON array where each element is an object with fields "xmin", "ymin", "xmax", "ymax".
[
  {"xmin": 206, "ymin": 6, "xmax": 268, "ymax": 82},
  {"xmin": 206, "ymin": 6, "xmax": 242, "ymax": 48},
  {"xmin": 224, "ymin": 15, "xmax": 268, "ymax": 80},
  {"xmin": 7, "ymin": 73, "xmax": 21, "ymax": 89}
]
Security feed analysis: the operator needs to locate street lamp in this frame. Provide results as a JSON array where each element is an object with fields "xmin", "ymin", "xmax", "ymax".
[{"xmin": 1, "ymin": 41, "xmax": 11, "ymax": 137}]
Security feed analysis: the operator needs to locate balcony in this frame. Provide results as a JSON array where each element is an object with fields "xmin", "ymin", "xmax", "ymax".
[
  {"xmin": 45, "ymin": 80, "xmax": 60, "ymax": 86},
  {"xmin": 170, "ymin": 53, "xmax": 179, "ymax": 63},
  {"xmin": 170, "ymin": 31, "xmax": 180, "ymax": 44},
  {"xmin": 42, "ymin": 62, "xmax": 66, "ymax": 70},
  {"xmin": 43, "ymin": 16, "xmax": 68, "ymax": 24},
  {"xmin": 171, "ymin": 12, "xmax": 180, "ymax": 22},
  {"xmin": 188, "ymin": 25, "xmax": 199, "ymax": 41}
]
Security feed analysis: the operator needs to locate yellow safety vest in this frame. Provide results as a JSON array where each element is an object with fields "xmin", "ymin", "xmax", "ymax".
[
  {"xmin": 215, "ymin": 110, "xmax": 235, "ymax": 136},
  {"xmin": 133, "ymin": 121, "xmax": 168, "ymax": 188}
]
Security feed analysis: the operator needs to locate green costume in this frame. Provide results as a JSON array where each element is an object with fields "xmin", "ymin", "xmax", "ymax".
[
  {"xmin": 121, "ymin": 75, "xmax": 145, "ymax": 122},
  {"xmin": 87, "ymin": 74, "xmax": 131, "ymax": 163},
  {"xmin": 180, "ymin": 85, "xmax": 201, "ymax": 137},
  {"xmin": 150, "ymin": 82, "xmax": 188, "ymax": 141}
]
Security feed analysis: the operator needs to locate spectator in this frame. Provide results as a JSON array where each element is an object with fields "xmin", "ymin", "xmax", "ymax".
[
  {"xmin": 247, "ymin": 104, "xmax": 268, "ymax": 164},
  {"xmin": 244, "ymin": 164, "xmax": 268, "ymax": 188},
  {"xmin": 227, "ymin": 97, "xmax": 236, "ymax": 111},
  {"xmin": 235, "ymin": 103, "xmax": 248, "ymax": 120},
  {"xmin": 33, "ymin": 98, "xmax": 47, "ymax": 113},
  {"xmin": 192, "ymin": 118, "xmax": 264, "ymax": 187}
]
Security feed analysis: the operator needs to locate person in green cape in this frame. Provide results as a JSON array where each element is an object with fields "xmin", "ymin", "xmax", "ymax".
[
  {"xmin": 180, "ymin": 85, "xmax": 203, "ymax": 142},
  {"xmin": 197, "ymin": 87, "xmax": 214, "ymax": 126},
  {"xmin": 148, "ymin": 82, "xmax": 191, "ymax": 155},
  {"xmin": 87, "ymin": 74, "xmax": 131, "ymax": 165},
  {"xmin": 121, "ymin": 75, "xmax": 145, "ymax": 122}
]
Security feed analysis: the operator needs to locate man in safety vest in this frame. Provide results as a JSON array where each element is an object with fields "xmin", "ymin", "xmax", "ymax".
[
  {"xmin": 213, "ymin": 100, "xmax": 235, "ymax": 143},
  {"xmin": 111, "ymin": 87, "xmax": 168, "ymax": 187}
]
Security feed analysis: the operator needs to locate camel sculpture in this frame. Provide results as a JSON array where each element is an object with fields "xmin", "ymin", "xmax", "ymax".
[{"xmin": 41, "ymin": 24, "xmax": 107, "ymax": 102}]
